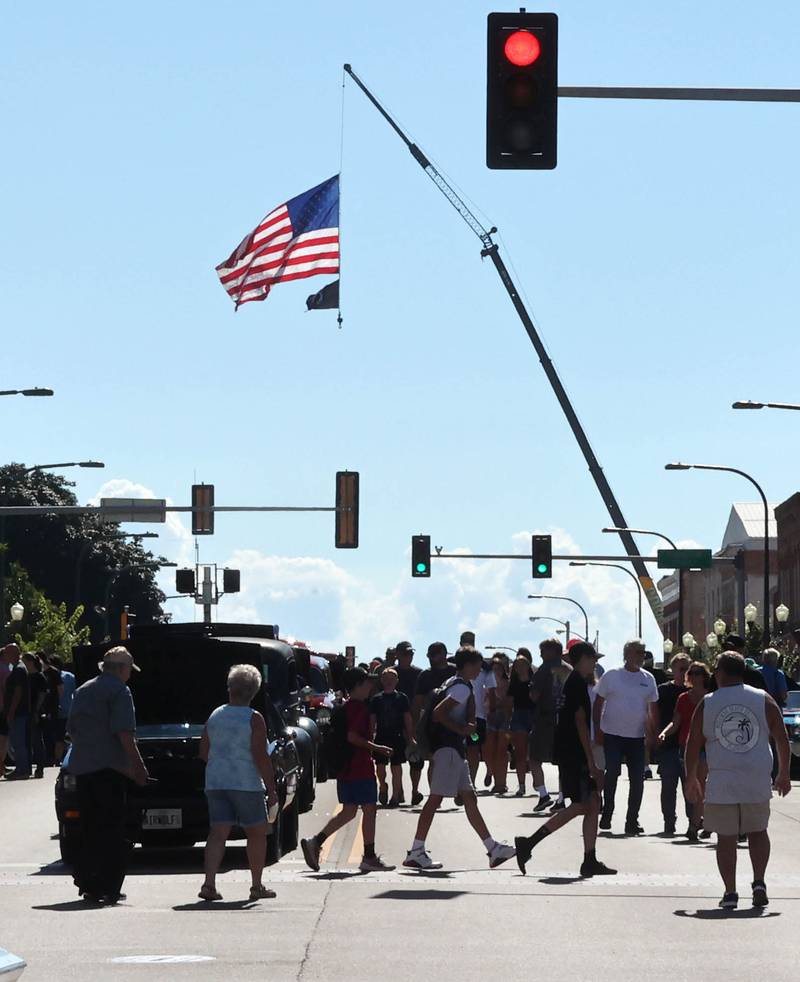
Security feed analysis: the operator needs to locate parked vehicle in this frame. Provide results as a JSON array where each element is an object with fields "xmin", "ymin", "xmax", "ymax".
[
  {"xmin": 293, "ymin": 646, "xmax": 337, "ymax": 783},
  {"xmin": 783, "ymin": 689, "xmax": 800, "ymax": 773},
  {"xmin": 55, "ymin": 623, "xmax": 301, "ymax": 867}
]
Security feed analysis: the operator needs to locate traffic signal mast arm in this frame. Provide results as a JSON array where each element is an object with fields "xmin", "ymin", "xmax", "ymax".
[{"xmin": 344, "ymin": 63, "xmax": 661, "ymax": 625}]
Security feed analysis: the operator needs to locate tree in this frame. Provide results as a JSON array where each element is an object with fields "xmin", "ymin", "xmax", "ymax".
[{"xmin": 0, "ymin": 464, "xmax": 166, "ymax": 641}]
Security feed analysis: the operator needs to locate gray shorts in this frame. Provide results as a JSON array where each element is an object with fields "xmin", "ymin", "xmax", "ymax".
[
  {"xmin": 703, "ymin": 801, "xmax": 770, "ymax": 836},
  {"xmin": 429, "ymin": 748, "xmax": 473, "ymax": 798}
]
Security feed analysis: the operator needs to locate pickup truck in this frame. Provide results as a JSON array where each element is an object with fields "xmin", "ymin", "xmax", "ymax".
[{"xmin": 55, "ymin": 623, "xmax": 301, "ymax": 866}]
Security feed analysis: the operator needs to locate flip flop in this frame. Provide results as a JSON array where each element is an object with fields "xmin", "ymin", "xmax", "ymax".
[{"xmin": 198, "ymin": 885, "xmax": 223, "ymax": 902}]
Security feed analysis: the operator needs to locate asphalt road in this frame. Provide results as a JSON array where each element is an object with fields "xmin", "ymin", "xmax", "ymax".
[{"xmin": 2, "ymin": 765, "xmax": 800, "ymax": 981}]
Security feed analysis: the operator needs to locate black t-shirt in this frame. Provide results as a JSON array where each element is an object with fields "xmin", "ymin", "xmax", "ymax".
[
  {"xmin": 5, "ymin": 664, "xmax": 31, "ymax": 717},
  {"xmin": 657, "ymin": 682, "xmax": 688, "ymax": 750},
  {"xmin": 395, "ymin": 665, "xmax": 422, "ymax": 701},
  {"xmin": 414, "ymin": 666, "xmax": 452, "ymax": 701},
  {"xmin": 508, "ymin": 673, "xmax": 535, "ymax": 711},
  {"xmin": 555, "ymin": 670, "xmax": 590, "ymax": 765},
  {"xmin": 744, "ymin": 667, "xmax": 767, "ymax": 691},
  {"xmin": 649, "ymin": 667, "xmax": 668, "ymax": 686},
  {"xmin": 369, "ymin": 690, "xmax": 410, "ymax": 741}
]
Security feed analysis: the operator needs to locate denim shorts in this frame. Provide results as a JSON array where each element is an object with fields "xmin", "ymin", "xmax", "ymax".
[
  {"xmin": 510, "ymin": 708, "xmax": 534, "ymax": 733},
  {"xmin": 337, "ymin": 777, "xmax": 378, "ymax": 806},
  {"xmin": 206, "ymin": 789, "xmax": 267, "ymax": 827}
]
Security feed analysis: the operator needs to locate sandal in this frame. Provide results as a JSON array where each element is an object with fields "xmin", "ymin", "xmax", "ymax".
[
  {"xmin": 198, "ymin": 884, "xmax": 223, "ymax": 902},
  {"xmin": 249, "ymin": 884, "xmax": 277, "ymax": 900}
]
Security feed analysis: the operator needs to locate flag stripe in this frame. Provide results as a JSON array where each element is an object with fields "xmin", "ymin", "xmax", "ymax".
[
  {"xmin": 234, "ymin": 263, "xmax": 341, "ymax": 306},
  {"xmin": 221, "ymin": 254, "xmax": 340, "ymax": 297},
  {"xmin": 219, "ymin": 235, "xmax": 339, "ymax": 288}
]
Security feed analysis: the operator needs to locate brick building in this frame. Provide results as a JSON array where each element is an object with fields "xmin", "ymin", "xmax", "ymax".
[{"xmin": 775, "ymin": 492, "xmax": 800, "ymax": 635}]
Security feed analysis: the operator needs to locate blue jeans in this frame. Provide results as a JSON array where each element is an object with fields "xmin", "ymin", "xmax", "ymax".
[
  {"xmin": 657, "ymin": 745, "xmax": 689, "ymax": 828},
  {"xmin": 9, "ymin": 715, "xmax": 31, "ymax": 775},
  {"xmin": 602, "ymin": 734, "xmax": 645, "ymax": 826}
]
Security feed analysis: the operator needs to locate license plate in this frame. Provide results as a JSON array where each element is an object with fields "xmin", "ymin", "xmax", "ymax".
[{"xmin": 142, "ymin": 808, "xmax": 182, "ymax": 830}]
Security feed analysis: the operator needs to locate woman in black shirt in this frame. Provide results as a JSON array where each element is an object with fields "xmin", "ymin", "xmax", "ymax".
[{"xmin": 508, "ymin": 653, "xmax": 536, "ymax": 797}]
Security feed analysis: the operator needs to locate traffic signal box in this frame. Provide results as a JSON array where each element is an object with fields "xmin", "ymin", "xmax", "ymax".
[
  {"xmin": 335, "ymin": 471, "xmax": 360, "ymax": 548},
  {"xmin": 191, "ymin": 484, "xmax": 214, "ymax": 535},
  {"xmin": 532, "ymin": 534, "xmax": 553, "ymax": 578},
  {"xmin": 486, "ymin": 11, "xmax": 558, "ymax": 169},
  {"xmin": 412, "ymin": 535, "xmax": 431, "ymax": 578}
]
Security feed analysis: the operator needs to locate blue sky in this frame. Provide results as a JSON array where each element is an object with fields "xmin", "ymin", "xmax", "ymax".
[{"xmin": 3, "ymin": 2, "xmax": 799, "ymax": 665}]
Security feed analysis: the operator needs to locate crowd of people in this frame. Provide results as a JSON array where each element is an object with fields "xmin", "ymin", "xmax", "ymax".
[
  {"xmin": 0, "ymin": 643, "xmax": 75, "ymax": 780},
  {"xmin": 1, "ymin": 629, "xmax": 792, "ymax": 913}
]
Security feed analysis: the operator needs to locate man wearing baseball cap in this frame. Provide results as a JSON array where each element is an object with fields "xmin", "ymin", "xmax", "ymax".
[
  {"xmin": 66, "ymin": 646, "xmax": 149, "ymax": 904},
  {"xmin": 410, "ymin": 643, "xmax": 453, "ymax": 805}
]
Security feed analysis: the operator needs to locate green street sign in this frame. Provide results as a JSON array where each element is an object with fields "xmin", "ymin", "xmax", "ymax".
[{"xmin": 657, "ymin": 548, "xmax": 713, "ymax": 570}]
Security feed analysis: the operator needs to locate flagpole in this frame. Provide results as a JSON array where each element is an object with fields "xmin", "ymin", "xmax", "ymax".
[{"xmin": 343, "ymin": 63, "xmax": 664, "ymax": 630}]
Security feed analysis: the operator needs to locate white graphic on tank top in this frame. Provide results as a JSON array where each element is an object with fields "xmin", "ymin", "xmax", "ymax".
[{"xmin": 714, "ymin": 703, "xmax": 760, "ymax": 753}]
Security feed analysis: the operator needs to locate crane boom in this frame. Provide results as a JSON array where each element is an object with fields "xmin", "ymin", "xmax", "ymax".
[{"xmin": 343, "ymin": 64, "xmax": 663, "ymax": 630}]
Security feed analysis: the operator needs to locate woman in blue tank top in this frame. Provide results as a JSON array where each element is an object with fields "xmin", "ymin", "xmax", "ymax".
[{"xmin": 198, "ymin": 664, "xmax": 278, "ymax": 903}]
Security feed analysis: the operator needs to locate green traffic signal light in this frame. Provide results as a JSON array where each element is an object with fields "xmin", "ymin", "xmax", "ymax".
[
  {"xmin": 416, "ymin": 562, "xmax": 428, "ymax": 574},
  {"xmin": 412, "ymin": 535, "xmax": 431, "ymax": 578},
  {"xmin": 536, "ymin": 563, "xmax": 549, "ymax": 575},
  {"xmin": 532, "ymin": 534, "xmax": 553, "ymax": 579}
]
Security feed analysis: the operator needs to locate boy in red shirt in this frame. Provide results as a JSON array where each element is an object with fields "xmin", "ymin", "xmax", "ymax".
[{"xmin": 301, "ymin": 668, "xmax": 395, "ymax": 872}]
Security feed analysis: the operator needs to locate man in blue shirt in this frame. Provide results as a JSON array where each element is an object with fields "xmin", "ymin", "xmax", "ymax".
[
  {"xmin": 759, "ymin": 648, "xmax": 788, "ymax": 707},
  {"xmin": 67, "ymin": 646, "xmax": 148, "ymax": 904}
]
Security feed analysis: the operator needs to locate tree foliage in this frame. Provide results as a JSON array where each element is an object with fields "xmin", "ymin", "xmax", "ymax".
[{"xmin": 0, "ymin": 464, "xmax": 166, "ymax": 641}]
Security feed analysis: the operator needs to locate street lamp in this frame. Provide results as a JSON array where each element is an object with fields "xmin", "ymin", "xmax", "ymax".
[
  {"xmin": 528, "ymin": 615, "xmax": 571, "ymax": 641},
  {"xmin": 24, "ymin": 461, "xmax": 105, "ymax": 474},
  {"xmin": 603, "ymin": 525, "xmax": 683, "ymax": 637},
  {"xmin": 776, "ymin": 604, "xmax": 790, "ymax": 625},
  {"xmin": 663, "ymin": 638, "xmax": 674, "ymax": 657},
  {"xmin": 707, "ymin": 632, "xmax": 719, "ymax": 650},
  {"xmin": 733, "ymin": 400, "xmax": 800, "ymax": 412},
  {"xmin": 10, "ymin": 602, "xmax": 24, "ymax": 622},
  {"xmin": 0, "ymin": 388, "xmax": 54, "ymax": 397},
  {"xmin": 714, "ymin": 618, "xmax": 727, "ymax": 638},
  {"xmin": 682, "ymin": 632, "xmax": 696, "ymax": 651},
  {"xmin": 527, "ymin": 595, "xmax": 589, "ymax": 640},
  {"xmin": 570, "ymin": 561, "xmax": 642, "ymax": 639},
  {"xmin": 744, "ymin": 603, "xmax": 758, "ymax": 630},
  {"xmin": 665, "ymin": 461, "xmax": 773, "ymax": 645},
  {"xmin": 485, "ymin": 645, "xmax": 518, "ymax": 654}
]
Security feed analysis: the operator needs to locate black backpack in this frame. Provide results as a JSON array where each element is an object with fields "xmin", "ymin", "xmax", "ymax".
[
  {"xmin": 326, "ymin": 703, "xmax": 354, "ymax": 778},
  {"xmin": 416, "ymin": 677, "xmax": 473, "ymax": 757}
]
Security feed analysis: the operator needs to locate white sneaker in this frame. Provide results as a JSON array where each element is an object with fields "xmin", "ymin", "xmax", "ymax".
[
  {"xmin": 488, "ymin": 841, "xmax": 516, "ymax": 869},
  {"xmin": 402, "ymin": 848, "xmax": 443, "ymax": 871}
]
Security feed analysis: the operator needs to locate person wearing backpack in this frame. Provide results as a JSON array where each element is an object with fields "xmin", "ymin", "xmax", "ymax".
[
  {"xmin": 403, "ymin": 647, "xmax": 516, "ymax": 871},
  {"xmin": 301, "ymin": 668, "xmax": 396, "ymax": 873}
]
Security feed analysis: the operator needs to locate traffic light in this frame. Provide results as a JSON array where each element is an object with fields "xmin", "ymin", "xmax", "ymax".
[
  {"xmin": 120, "ymin": 606, "xmax": 136, "ymax": 640},
  {"xmin": 486, "ymin": 11, "xmax": 558, "ymax": 169},
  {"xmin": 412, "ymin": 535, "xmax": 431, "ymax": 578},
  {"xmin": 191, "ymin": 483, "xmax": 214, "ymax": 535},
  {"xmin": 223, "ymin": 568, "xmax": 241, "ymax": 593},
  {"xmin": 335, "ymin": 471, "xmax": 359, "ymax": 548},
  {"xmin": 532, "ymin": 534, "xmax": 553, "ymax": 578},
  {"xmin": 176, "ymin": 568, "xmax": 196, "ymax": 594}
]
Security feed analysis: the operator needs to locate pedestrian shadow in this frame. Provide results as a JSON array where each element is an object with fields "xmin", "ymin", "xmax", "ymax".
[
  {"xmin": 674, "ymin": 908, "xmax": 779, "ymax": 920},
  {"xmin": 597, "ymin": 832, "xmax": 627, "ymax": 839},
  {"xmin": 172, "ymin": 900, "xmax": 258, "ymax": 911},
  {"xmin": 31, "ymin": 900, "xmax": 105, "ymax": 911},
  {"xmin": 517, "ymin": 812, "xmax": 551, "ymax": 819},
  {"xmin": 399, "ymin": 869, "xmax": 455, "ymax": 878},
  {"xmin": 305, "ymin": 871, "xmax": 367, "ymax": 881},
  {"xmin": 538, "ymin": 876, "xmax": 583, "ymax": 885},
  {"xmin": 372, "ymin": 889, "xmax": 466, "ymax": 901}
]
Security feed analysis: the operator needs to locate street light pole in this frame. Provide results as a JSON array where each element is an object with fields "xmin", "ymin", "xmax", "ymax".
[
  {"xmin": 733, "ymin": 400, "xmax": 800, "ymax": 412},
  {"xmin": 666, "ymin": 462, "xmax": 772, "ymax": 645},
  {"xmin": 602, "ymin": 526, "xmax": 682, "ymax": 639},
  {"xmin": 529, "ymin": 615, "xmax": 570, "ymax": 642},
  {"xmin": 570, "ymin": 561, "xmax": 643, "ymax": 639},
  {"xmin": 527, "ymin": 595, "xmax": 588, "ymax": 641}
]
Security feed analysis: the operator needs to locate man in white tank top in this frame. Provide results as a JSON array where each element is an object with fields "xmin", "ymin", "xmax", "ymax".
[{"xmin": 685, "ymin": 651, "xmax": 791, "ymax": 910}]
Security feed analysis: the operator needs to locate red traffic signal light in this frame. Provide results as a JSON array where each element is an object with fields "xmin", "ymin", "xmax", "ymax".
[
  {"xmin": 504, "ymin": 30, "xmax": 541, "ymax": 66},
  {"xmin": 487, "ymin": 12, "xmax": 558, "ymax": 170}
]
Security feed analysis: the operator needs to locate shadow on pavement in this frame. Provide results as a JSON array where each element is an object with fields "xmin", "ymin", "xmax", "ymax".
[
  {"xmin": 305, "ymin": 871, "xmax": 366, "ymax": 881},
  {"xmin": 538, "ymin": 876, "xmax": 583, "ymax": 885},
  {"xmin": 372, "ymin": 889, "xmax": 467, "ymax": 901},
  {"xmin": 674, "ymin": 908, "xmax": 779, "ymax": 920},
  {"xmin": 172, "ymin": 900, "xmax": 258, "ymax": 911},
  {"xmin": 398, "ymin": 869, "xmax": 455, "ymax": 878},
  {"xmin": 31, "ymin": 900, "xmax": 105, "ymax": 912},
  {"xmin": 34, "ymin": 847, "xmax": 248, "ymax": 878}
]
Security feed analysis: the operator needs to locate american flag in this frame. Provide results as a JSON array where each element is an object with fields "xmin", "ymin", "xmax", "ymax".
[{"xmin": 216, "ymin": 175, "xmax": 339, "ymax": 309}]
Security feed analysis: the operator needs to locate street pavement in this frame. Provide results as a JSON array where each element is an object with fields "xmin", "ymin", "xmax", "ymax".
[{"xmin": 2, "ymin": 765, "xmax": 800, "ymax": 981}]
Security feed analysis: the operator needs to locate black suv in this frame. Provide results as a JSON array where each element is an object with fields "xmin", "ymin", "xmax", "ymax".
[{"xmin": 55, "ymin": 623, "xmax": 301, "ymax": 866}]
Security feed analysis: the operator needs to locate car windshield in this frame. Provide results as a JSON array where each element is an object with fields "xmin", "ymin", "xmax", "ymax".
[{"xmin": 785, "ymin": 691, "xmax": 800, "ymax": 711}]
